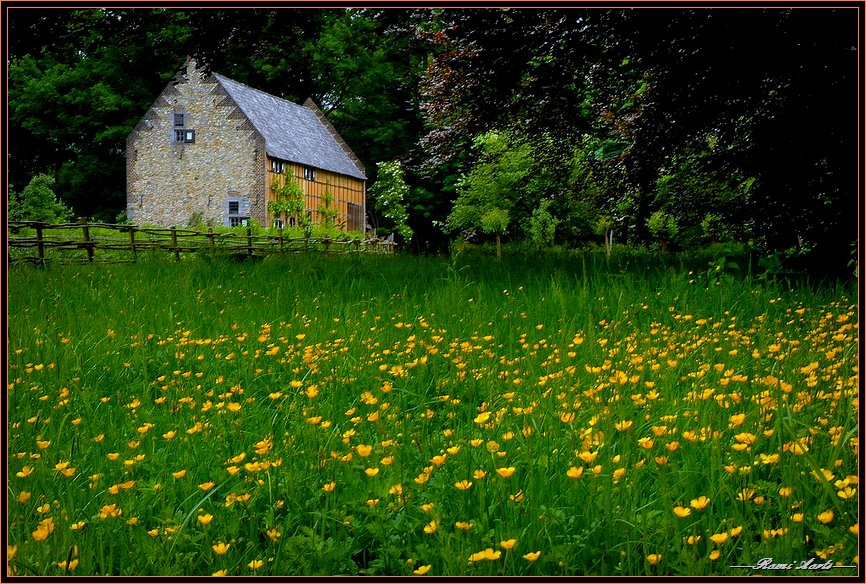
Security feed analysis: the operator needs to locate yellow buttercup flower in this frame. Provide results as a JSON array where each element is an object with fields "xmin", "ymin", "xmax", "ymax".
[
  {"xmin": 523, "ymin": 551, "xmax": 541, "ymax": 562},
  {"xmin": 212, "ymin": 542, "xmax": 230, "ymax": 555},
  {"xmin": 247, "ymin": 559, "xmax": 264, "ymax": 570},
  {"xmin": 98, "ymin": 504, "xmax": 122, "ymax": 519},
  {"xmin": 566, "ymin": 466, "xmax": 584, "ymax": 479},
  {"xmin": 197, "ymin": 513, "xmax": 213, "ymax": 526},
  {"xmin": 454, "ymin": 480, "xmax": 472, "ymax": 491},
  {"xmin": 496, "ymin": 467, "xmax": 516, "ymax": 478},
  {"xmin": 673, "ymin": 506, "xmax": 691, "ymax": 518},
  {"xmin": 646, "ymin": 554, "xmax": 661, "ymax": 565},
  {"xmin": 32, "ymin": 517, "xmax": 55, "ymax": 541},
  {"xmin": 690, "ymin": 496, "xmax": 710, "ymax": 509},
  {"xmin": 413, "ymin": 564, "xmax": 432, "ymax": 575},
  {"xmin": 469, "ymin": 548, "xmax": 501, "ymax": 562},
  {"xmin": 817, "ymin": 510, "xmax": 834, "ymax": 524},
  {"xmin": 500, "ymin": 539, "xmax": 517, "ymax": 550},
  {"xmin": 56, "ymin": 559, "xmax": 79, "ymax": 571},
  {"xmin": 199, "ymin": 481, "xmax": 216, "ymax": 491},
  {"xmin": 423, "ymin": 520, "xmax": 438, "ymax": 534},
  {"xmin": 171, "ymin": 469, "xmax": 187, "ymax": 479}
]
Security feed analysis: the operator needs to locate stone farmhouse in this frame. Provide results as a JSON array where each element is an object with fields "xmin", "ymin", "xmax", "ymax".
[{"xmin": 126, "ymin": 60, "xmax": 366, "ymax": 231}]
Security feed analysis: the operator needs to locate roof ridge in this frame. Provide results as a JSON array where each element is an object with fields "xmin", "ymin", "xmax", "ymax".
[{"xmin": 213, "ymin": 72, "xmax": 306, "ymax": 111}]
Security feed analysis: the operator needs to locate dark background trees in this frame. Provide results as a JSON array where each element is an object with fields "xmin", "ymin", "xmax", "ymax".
[{"xmin": 6, "ymin": 7, "xmax": 860, "ymax": 276}]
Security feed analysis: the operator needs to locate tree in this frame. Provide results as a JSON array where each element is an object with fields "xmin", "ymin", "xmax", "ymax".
[
  {"xmin": 368, "ymin": 161, "xmax": 414, "ymax": 241},
  {"xmin": 447, "ymin": 131, "xmax": 533, "ymax": 258},
  {"xmin": 9, "ymin": 174, "xmax": 72, "ymax": 223},
  {"xmin": 8, "ymin": 9, "xmax": 196, "ymax": 220}
]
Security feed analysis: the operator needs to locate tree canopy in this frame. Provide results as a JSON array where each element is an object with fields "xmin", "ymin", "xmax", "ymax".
[{"xmin": 7, "ymin": 7, "xmax": 860, "ymax": 275}]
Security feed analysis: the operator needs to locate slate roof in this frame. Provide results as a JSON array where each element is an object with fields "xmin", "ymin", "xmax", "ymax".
[{"xmin": 213, "ymin": 73, "xmax": 366, "ymax": 180}]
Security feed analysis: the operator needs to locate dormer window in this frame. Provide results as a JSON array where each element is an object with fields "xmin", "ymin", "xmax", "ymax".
[{"xmin": 174, "ymin": 113, "xmax": 185, "ymax": 127}]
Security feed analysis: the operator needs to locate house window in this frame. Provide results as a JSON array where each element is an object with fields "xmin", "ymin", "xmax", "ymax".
[
  {"xmin": 174, "ymin": 128, "xmax": 195, "ymax": 143},
  {"xmin": 226, "ymin": 198, "xmax": 249, "ymax": 227},
  {"xmin": 173, "ymin": 112, "xmax": 194, "ymax": 143},
  {"xmin": 274, "ymin": 218, "xmax": 284, "ymax": 229},
  {"xmin": 289, "ymin": 216, "xmax": 296, "ymax": 228},
  {"xmin": 303, "ymin": 166, "xmax": 316, "ymax": 181},
  {"xmin": 271, "ymin": 159, "xmax": 285, "ymax": 174}
]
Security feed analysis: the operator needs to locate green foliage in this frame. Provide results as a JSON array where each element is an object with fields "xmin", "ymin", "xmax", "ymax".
[
  {"xmin": 653, "ymin": 143, "xmax": 753, "ymax": 249},
  {"xmin": 317, "ymin": 188, "xmax": 340, "ymax": 232},
  {"xmin": 646, "ymin": 209, "xmax": 678, "ymax": 249},
  {"xmin": 187, "ymin": 211, "xmax": 206, "ymax": 230},
  {"xmin": 269, "ymin": 170, "xmax": 308, "ymax": 232},
  {"xmin": 9, "ymin": 174, "xmax": 71, "ymax": 223},
  {"xmin": 447, "ymin": 131, "xmax": 533, "ymax": 238},
  {"xmin": 526, "ymin": 199, "xmax": 559, "ymax": 247},
  {"xmin": 368, "ymin": 161, "xmax": 413, "ymax": 240}
]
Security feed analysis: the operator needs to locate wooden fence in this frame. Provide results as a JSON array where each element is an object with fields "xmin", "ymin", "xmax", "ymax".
[{"xmin": 7, "ymin": 219, "xmax": 395, "ymax": 265}]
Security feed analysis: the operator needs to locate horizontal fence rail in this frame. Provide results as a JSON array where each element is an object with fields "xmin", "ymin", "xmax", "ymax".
[{"xmin": 7, "ymin": 219, "xmax": 395, "ymax": 265}]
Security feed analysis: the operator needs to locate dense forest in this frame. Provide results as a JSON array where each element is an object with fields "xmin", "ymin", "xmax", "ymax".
[{"xmin": 6, "ymin": 8, "xmax": 861, "ymax": 275}]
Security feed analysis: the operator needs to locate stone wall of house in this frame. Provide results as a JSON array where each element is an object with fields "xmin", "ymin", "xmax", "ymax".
[{"xmin": 126, "ymin": 61, "xmax": 267, "ymax": 228}]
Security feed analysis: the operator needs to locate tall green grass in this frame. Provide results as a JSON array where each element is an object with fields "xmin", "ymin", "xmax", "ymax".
[{"xmin": 7, "ymin": 251, "xmax": 858, "ymax": 576}]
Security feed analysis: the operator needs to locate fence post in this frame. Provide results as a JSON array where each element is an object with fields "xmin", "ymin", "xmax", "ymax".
[
  {"xmin": 323, "ymin": 238, "xmax": 331, "ymax": 253},
  {"xmin": 170, "ymin": 226, "xmax": 180, "ymax": 262},
  {"xmin": 278, "ymin": 227, "xmax": 284, "ymax": 253},
  {"xmin": 208, "ymin": 227, "xmax": 216, "ymax": 253},
  {"xmin": 246, "ymin": 227, "xmax": 253, "ymax": 257},
  {"xmin": 79, "ymin": 217, "xmax": 94, "ymax": 263},
  {"xmin": 35, "ymin": 223, "xmax": 45, "ymax": 263},
  {"xmin": 128, "ymin": 225, "xmax": 138, "ymax": 262}
]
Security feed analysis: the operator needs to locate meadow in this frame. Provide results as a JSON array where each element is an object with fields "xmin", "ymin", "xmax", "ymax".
[{"xmin": 6, "ymin": 250, "xmax": 859, "ymax": 576}]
